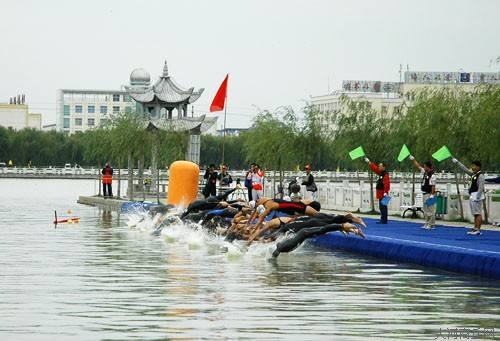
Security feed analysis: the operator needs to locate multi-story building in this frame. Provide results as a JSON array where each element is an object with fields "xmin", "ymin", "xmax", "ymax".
[
  {"xmin": 217, "ymin": 127, "xmax": 249, "ymax": 137},
  {"xmin": 0, "ymin": 100, "xmax": 42, "ymax": 130},
  {"xmin": 311, "ymin": 71, "xmax": 500, "ymax": 131},
  {"xmin": 56, "ymin": 89, "xmax": 136, "ymax": 134}
]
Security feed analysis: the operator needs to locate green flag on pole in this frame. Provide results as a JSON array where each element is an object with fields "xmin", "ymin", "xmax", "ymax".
[
  {"xmin": 397, "ymin": 144, "xmax": 411, "ymax": 162},
  {"xmin": 349, "ymin": 146, "xmax": 365, "ymax": 160},
  {"xmin": 432, "ymin": 145, "xmax": 452, "ymax": 162}
]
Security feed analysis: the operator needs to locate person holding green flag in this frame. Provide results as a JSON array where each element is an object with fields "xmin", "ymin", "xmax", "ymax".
[
  {"xmin": 364, "ymin": 157, "xmax": 390, "ymax": 224},
  {"xmin": 409, "ymin": 155, "xmax": 437, "ymax": 229},
  {"xmin": 452, "ymin": 158, "xmax": 485, "ymax": 235}
]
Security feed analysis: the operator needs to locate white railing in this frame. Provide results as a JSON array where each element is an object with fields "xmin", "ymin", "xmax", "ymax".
[
  {"xmin": 262, "ymin": 180, "xmax": 500, "ymax": 223},
  {"xmin": 1, "ymin": 167, "xmax": 497, "ymax": 181}
]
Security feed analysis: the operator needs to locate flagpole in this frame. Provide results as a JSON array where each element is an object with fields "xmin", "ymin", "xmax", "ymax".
[{"xmin": 221, "ymin": 94, "xmax": 227, "ymax": 166}]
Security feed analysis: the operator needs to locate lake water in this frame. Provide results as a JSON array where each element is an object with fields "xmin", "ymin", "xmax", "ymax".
[{"xmin": 0, "ymin": 179, "xmax": 498, "ymax": 340}]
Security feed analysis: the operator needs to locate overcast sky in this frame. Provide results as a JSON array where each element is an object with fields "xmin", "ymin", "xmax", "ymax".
[{"xmin": 1, "ymin": 0, "xmax": 499, "ymax": 127}]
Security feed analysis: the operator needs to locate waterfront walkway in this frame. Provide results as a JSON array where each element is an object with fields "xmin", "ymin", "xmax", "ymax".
[{"xmin": 312, "ymin": 217, "xmax": 500, "ymax": 280}]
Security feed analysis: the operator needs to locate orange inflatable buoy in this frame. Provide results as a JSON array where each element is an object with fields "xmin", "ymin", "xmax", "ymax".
[{"xmin": 167, "ymin": 161, "xmax": 200, "ymax": 207}]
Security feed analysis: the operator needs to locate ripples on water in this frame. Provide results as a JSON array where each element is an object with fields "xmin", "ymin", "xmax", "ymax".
[{"xmin": 0, "ymin": 179, "xmax": 499, "ymax": 340}]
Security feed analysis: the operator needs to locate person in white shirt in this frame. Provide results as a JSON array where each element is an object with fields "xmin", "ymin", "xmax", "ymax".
[
  {"xmin": 453, "ymin": 158, "xmax": 485, "ymax": 235},
  {"xmin": 410, "ymin": 156, "xmax": 437, "ymax": 229},
  {"xmin": 251, "ymin": 164, "xmax": 264, "ymax": 200}
]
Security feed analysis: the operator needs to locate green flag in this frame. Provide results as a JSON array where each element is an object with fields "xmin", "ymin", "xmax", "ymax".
[
  {"xmin": 349, "ymin": 146, "xmax": 365, "ymax": 160},
  {"xmin": 432, "ymin": 145, "xmax": 452, "ymax": 162},
  {"xmin": 397, "ymin": 144, "xmax": 411, "ymax": 162}
]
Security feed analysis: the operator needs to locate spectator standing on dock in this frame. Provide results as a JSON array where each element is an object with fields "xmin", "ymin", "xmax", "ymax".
[
  {"xmin": 203, "ymin": 164, "xmax": 218, "ymax": 198},
  {"xmin": 452, "ymin": 158, "xmax": 485, "ymax": 235},
  {"xmin": 102, "ymin": 162, "xmax": 113, "ymax": 198},
  {"xmin": 218, "ymin": 164, "xmax": 233, "ymax": 193},
  {"xmin": 364, "ymin": 157, "xmax": 390, "ymax": 224},
  {"xmin": 244, "ymin": 163, "xmax": 256, "ymax": 201},
  {"xmin": 409, "ymin": 156, "xmax": 437, "ymax": 229},
  {"xmin": 252, "ymin": 164, "xmax": 265, "ymax": 200},
  {"xmin": 301, "ymin": 164, "xmax": 318, "ymax": 201}
]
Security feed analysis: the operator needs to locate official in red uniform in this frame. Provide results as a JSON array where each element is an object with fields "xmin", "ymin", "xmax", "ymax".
[
  {"xmin": 102, "ymin": 162, "xmax": 113, "ymax": 198},
  {"xmin": 365, "ymin": 157, "xmax": 390, "ymax": 224}
]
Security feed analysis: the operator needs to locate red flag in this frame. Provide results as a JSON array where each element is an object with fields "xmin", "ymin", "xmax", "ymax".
[{"xmin": 210, "ymin": 74, "xmax": 228, "ymax": 112}]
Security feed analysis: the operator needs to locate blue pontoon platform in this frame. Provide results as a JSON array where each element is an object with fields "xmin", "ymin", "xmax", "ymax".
[{"xmin": 313, "ymin": 218, "xmax": 500, "ymax": 279}]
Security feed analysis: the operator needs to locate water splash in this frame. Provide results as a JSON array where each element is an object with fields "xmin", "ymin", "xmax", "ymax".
[{"xmin": 125, "ymin": 211, "xmax": 281, "ymax": 260}]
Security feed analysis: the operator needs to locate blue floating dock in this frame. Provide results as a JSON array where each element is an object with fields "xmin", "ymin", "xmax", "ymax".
[
  {"xmin": 120, "ymin": 201, "xmax": 160, "ymax": 213},
  {"xmin": 312, "ymin": 218, "xmax": 500, "ymax": 279}
]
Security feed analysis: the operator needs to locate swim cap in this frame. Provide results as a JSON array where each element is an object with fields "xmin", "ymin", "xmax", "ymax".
[
  {"xmin": 283, "ymin": 196, "xmax": 291, "ymax": 201},
  {"xmin": 290, "ymin": 192, "xmax": 302, "ymax": 201},
  {"xmin": 257, "ymin": 205, "xmax": 266, "ymax": 215},
  {"xmin": 248, "ymin": 200, "xmax": 256, "ymax": 209},
  {"xmin": 309, "ymin": 201, "xmax": 321, "ymax": 212}
]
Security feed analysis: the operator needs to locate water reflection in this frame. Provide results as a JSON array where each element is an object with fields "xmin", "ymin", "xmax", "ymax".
[{"xmin": 0, "ymin": 179, "xmax": 499, "ymax": 340}]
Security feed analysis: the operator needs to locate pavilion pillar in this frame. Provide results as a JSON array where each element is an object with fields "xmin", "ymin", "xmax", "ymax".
[
  {"xmin": 155, "ymin": 103, "xmax": 161, "ymax": 119},
  {"xmin": 177, "ymin": 104, "xmax": 183, "ymax": 118}
]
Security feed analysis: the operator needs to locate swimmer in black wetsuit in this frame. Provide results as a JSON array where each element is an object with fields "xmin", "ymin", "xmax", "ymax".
[
  {"xmin": 272, "ymin": 222, "xmax": 364, "ymax": 257},
  {"xmin": 267, "ymin": 212, "xmax": 366, "ymax": 239},
  {"xmin": 247, "ymin": 197, "xmax": 322, "ymax": 232},
  {"xmin": 246, "ymin": 216, "xmax": 296, "ymax": 244},
  {"xmin": 200, "ymin": 207, "xmax": 239, "ymax": 226},
  {"xmin": 181, "ymin": 191, "xmax": 240, "ymax": 217}
]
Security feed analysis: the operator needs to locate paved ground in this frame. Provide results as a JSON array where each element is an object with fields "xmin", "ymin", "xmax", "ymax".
[{"xmin": 324, "ymin": 208, "xmax": 500, "ymax": 231}]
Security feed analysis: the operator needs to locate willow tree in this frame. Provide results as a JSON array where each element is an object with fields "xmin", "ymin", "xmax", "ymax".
[
  {"xmin": 243, "ymin": 107, "xmax": 299, "ymax": 195},
  {"xmin": 80, "ymin": 127, "xmax": 113, "ymax": 196}
]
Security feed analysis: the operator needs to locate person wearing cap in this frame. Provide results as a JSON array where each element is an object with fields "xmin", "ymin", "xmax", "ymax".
[
  {"xmin": 364, "ymin": 157, "xmax": 390, "ymax": 224},
  {"xmin": 452, "ymin": 158, "xmax": 485, "ymax": 235},
  {"xmin": 301, "ymin": 164, "xmax": 318, "ymax": 201},
  {"xmin": 409, "ymin": 155, "xmax": 437, "ymax": 230},
  {"xmin": 247, "ymin": 197, "xmax": 322, "ymax": 232}
]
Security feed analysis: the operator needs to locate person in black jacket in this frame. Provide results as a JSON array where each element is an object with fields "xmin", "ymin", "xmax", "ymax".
[{"xmin": 203, "ymin": 164, "xmax": 218, "ymax": 198}]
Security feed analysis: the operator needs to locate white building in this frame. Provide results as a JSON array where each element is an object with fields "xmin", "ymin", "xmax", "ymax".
[
  {"xmin": 311, "ymin": 71, "xmax": 500, "ymax": 131},
  {"xmin": 310, "ymin": 90, "xmax": 403, "ymax": 131},
  {"xmin": 0, "ymin": 102, "xmax": 42, "ymax": 130},
  {"xmin": 217, "ymin": 127, "xmax": 249, "ymax": 137},
  {"xmin": 42, "ymin": 123, "xmax": 56, "ymax": 131},
  {"xmin": 56, "ymin": 89, "xmax": 135, "ymax": 134}
]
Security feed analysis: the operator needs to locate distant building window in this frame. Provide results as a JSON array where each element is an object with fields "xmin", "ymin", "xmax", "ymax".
[
  {"xmin": 63, "ymin": 118, "xmax": 70, "ymax": 128},
  {"xmin": 125, "ymin": 106, "xmax": 132, "ymax": 114},
  {"xmin": 113, "ymin": 106, "xmax": 120, "ymax": 113},
  {"xmin": 63, "ymin": 105, "xmax": 70, "ymax": 116},
  {"xmin": 75, "ymin": 118, "xmax": 83, "ymax": 126},
  {"xmin": 88, "ymin": 105, "xmax": 95, "ymax": 113},
  {"xmin": 75, "ymin": 105, "xmax": 82, "ymax": 113},
  {"xmin": 100, "ymin": 106, "xmax": 107, "ymax": 114},
  {"xmin": 88, "ymin": 118, "xmax": 95, "ymax": 126},
  {"xmin": 113, "ymin": 94, "xmax": 120, "ymax": 102}
]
